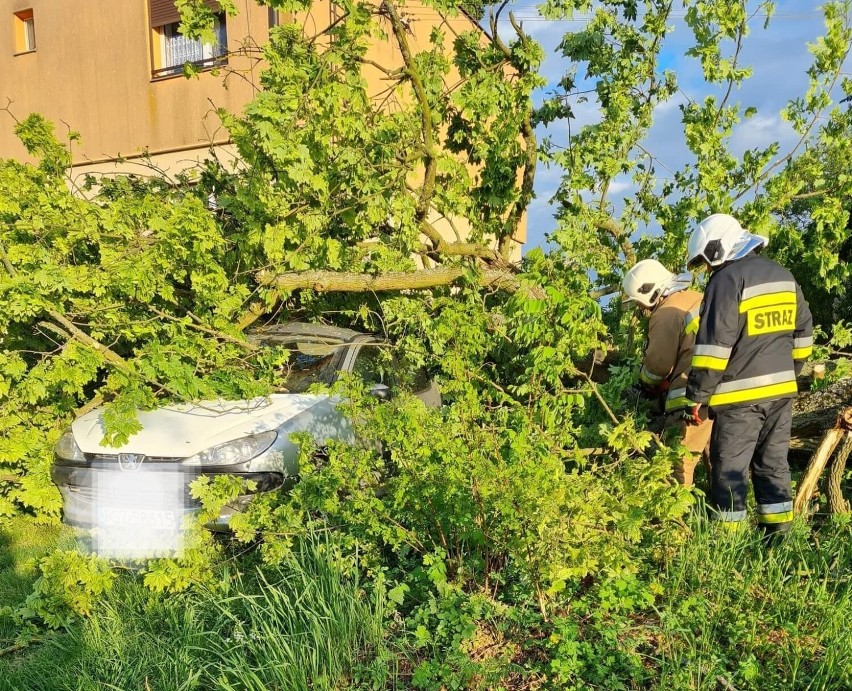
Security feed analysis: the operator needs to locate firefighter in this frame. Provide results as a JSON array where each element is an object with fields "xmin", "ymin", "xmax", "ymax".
[
  {"xmin": 622, "ymin": 259, "xmax": 712, "ymax": 486},
  {"xmin": 685, "ymin": 213, "xmax": 813, "ymax": 537}
]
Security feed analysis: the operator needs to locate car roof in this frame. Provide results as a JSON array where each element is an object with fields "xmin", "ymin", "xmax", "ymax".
[{"xmin": 247, "ymin": 321, "xmax": 380, "ymax": 344}]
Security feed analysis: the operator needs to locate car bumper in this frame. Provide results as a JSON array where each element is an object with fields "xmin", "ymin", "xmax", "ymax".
[{"xmin": 51, "ymin": 463, "xmax": 287, "ymax": 530}]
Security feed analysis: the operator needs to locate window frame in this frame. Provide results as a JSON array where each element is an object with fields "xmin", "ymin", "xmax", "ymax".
[
  {"xmin": 13, "ymin": 9, "xmax": 36, "ymax": 55},
  {"xmin": 150, "ymin": 11, "xmax": 228, "ymax": 80}
]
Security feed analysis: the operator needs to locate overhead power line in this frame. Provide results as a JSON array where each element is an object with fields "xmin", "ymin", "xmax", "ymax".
[
  {"xmin": 505, "ymin": 12, "xmax": 821, "ymax": 22},
  {"xmin": 396, "ymin": 8, "xmax": 822, "ymax": 22}
]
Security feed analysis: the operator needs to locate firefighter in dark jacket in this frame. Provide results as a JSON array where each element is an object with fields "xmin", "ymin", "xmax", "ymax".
[
  {"xmin": 622, "ymin": 259, "xmax": 711, "ymax": 486},
  {"xmin": 685, "ymin": 213, "xmax": 813, "ymax": 536}
]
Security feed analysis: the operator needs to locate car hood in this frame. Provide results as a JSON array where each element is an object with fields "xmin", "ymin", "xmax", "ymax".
[{"xmin": 72, "ymin": 394, "xmax": 335, "ymax": 457}]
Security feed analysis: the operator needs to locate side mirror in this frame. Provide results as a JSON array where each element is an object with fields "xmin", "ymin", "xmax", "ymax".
[{"xmin": 368, "ymin": 383, "xmax": 392, "ymax": 401}]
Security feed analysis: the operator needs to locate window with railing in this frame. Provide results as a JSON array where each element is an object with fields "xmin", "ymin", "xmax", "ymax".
[{"xmin": 149, "ymin": 1, "xmax": 227, "ymax": 79}]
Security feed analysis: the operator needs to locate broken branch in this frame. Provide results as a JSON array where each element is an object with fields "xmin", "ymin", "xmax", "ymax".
[{"xmin": 259, "ymin": 266, "xmax": 523, "ymax": 293}]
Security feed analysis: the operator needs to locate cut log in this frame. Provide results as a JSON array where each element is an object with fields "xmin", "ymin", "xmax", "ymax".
[
  {"xmin": 792, "ymin": 375, "xmax": 852, "ymax": 430},
  {"xmin": 794, "ymin": 407, "xmax": 852, "ymax": 516}
]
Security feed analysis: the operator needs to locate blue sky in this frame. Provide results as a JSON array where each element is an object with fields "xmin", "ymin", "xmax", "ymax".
[{"xmin": 501, "ymin": 2, "xmax": 845, "ymax": 250}]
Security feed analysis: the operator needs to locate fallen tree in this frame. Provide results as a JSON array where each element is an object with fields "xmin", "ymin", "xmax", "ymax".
[
  {"xmin": 790, "ymin": 371, "xmax": 852, "ymax": 457},
  {"xmin": 795, "ymin": 406, "xmax": 852, "ymax": 517}
]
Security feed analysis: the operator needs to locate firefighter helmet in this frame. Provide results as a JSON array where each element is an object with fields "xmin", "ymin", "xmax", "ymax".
[
  {"xmin": 621, "ymin": 259, "xmax": 677, "ymax": 309},
  {"xmin": 687, "ymin": 213, "xmax": 768, "ymax": 270}
]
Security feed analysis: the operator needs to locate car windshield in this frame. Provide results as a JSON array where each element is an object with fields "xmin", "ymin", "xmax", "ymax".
[{"xmin": 261, "ymin": 338, "xmax": 347, "ymax": 393}]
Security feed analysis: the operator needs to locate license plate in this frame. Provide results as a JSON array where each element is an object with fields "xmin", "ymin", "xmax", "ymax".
[{"xmin": 97, "ymin": 507, "xmax": 177, "ymax": 530}]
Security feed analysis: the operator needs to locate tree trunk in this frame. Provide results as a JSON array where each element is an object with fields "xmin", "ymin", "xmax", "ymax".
[
  {"xmin": 794, "ymin": 426, "xmax": 845, "ymax": 516},
  {"xmin": 258, "ymin": 267, "xmax": 525, "ymax": 294},
  {"xmin": 827, "ymin": 433, "xmax": 852, "ymax": 515},
  {"xmin": 794, "ymin": 407, "xmax": 852, "ymax": 517}
]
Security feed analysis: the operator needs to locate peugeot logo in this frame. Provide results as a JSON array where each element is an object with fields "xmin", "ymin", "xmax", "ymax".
[{"xmin": 117, "ymin": 453, "xmax": 145, "ymax": 471}]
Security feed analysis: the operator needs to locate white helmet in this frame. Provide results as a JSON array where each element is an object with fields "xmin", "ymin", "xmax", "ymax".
[
  {"xmin": 621, "ymin": 259, "xmax": 677, "ymax": 309},
  {"xmin": 687, "ymin": 213, "xmax": 768, "ymax": 270}
]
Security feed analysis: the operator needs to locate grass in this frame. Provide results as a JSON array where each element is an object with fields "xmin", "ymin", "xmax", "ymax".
[
  {"xmin": 0, "ymin": 529, "xmax": 390, "ymax": 691},
  {"xmin": 0, "ymin": 517, "xmax": 83, "ymax": 691},
  {"xmin": 0, "ymin": 517, "xmax": 66, "ymax": 639},
  {"xmin": 654, "ymin": 512, "xmax": 852, "ymax": 690},
  {"xmin": 2, "ymin": 494, "xmax": 851, "ymax": 690},
  {"xmin": 201, "ymin": 543, "xmax": 392, "ymax": 691}
]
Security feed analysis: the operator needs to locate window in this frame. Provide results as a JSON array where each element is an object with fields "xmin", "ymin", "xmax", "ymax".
[
  {"xmin": 149, "ymin": 1, "xmax": 227, "ymax": 78},
  {"xmin": 351, "ymin": 345, "xmax": 396, "ymax": 389},
  {"xmin": 13, "ymin": 9, "xmax": 36, "ymax": 54},
  {"xmin": 256, "ymin": 337, "xmax": 347, "ymax": 393},
  {"xmin": 276, "ymin": 340, "xmax": 345, "ymax": 393},
  {"xmin": 152, "ymin": 14, "xmax": 227, "ymax": 78}
]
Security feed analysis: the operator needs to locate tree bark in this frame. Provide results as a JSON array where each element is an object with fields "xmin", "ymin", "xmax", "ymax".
[
  {"xmin": 828, "ymin": 434, "xmax": 852, "ymax": 515},
  {"xmin": 794, "ymin": 426, "xmax": 845, "ymax": 516},
  {"xmin": 258, "ymin": 267, "xmax": 523, "ymax": 293},
  {"xmin": 794, "ymin": 407, "xmax": 852, "ymax": 516}
]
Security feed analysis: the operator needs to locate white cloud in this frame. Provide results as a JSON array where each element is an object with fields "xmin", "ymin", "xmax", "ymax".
[
  {"xmin": 607, "ymin": 178, "xmax": 633, "ymax": 196},
  {"xmin": 730, "ymin": 113, "xmax": 797, "ymax": 156},
  {"xmin": 520, "ymin": 0, "xmax": 849, "ymax": 252}
]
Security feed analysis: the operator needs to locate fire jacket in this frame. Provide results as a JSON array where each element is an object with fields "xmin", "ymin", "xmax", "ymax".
[
  {"xmin": 686, "ymin": 253, "xmax": 813, "ymax": 409},
  {"xmin": 638, "ymin": 289, "xmax": 703, "ymax": 413}
]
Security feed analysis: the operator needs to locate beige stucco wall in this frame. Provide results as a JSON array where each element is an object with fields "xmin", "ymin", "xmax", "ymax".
[
  {"xmin": 0, "ymin": 0, "xmax": 523, "ymax": 255},
  {"xmin": 67, "ymin": 143, "xmax": 243, "ymax": 190},
  {"xmin": 0, "ymin": 0, "xmax": 268, "ymax": 164}
]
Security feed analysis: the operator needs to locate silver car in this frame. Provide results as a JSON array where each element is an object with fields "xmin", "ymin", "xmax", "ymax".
[{"xmin": 51, "ymin": 323, "xmax": 440, "ymax": 541}]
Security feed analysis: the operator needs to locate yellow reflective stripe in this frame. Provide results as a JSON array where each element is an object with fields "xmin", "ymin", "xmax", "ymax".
[
  {"xmin": 719, "ymin": 521, "xmax": 747, "ymax": 533},
  {"xmin": 692, "ymin": 355, "xmax": 729, "ymax": 370},
  {"xmin": 665, "ymin": 388, "xmax": 695, "ymax": 412},
  {"xmin": 792, "ymin": 346, "xmax": 813, "ymax": 360},
  {"xmin": 665, "ymin": 396, "xmax": 696, "ymax": 411},
  {"xmin": 709, "ymin": 380, "xmax": 798, "ymax": 407},
  {"xmin": 684, "ymin": 309, "xmax": 700, "ymax": 335},
  {"xmin": 739, "ymin": 291, "xmax": 796, "ymax": 313},
  {"xmin": 757, "ymin": 511, "xmax": 794, "ymax": 525}
]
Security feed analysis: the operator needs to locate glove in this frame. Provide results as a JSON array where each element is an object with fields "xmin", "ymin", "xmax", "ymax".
[{"xmin": 681, "ymin": 403, "xmax": 707, "ymax": 426}]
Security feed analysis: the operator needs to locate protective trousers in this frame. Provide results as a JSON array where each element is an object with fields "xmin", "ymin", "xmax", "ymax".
[{"xmin": 709, "ymin": 398, "xmax": 794, "ymax": 533}]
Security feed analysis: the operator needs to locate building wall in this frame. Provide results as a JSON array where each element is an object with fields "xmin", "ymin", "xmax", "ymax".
[
  {"xmin": 0, "ymin": 0, "xmax": 269, "ymax": 165},
  {"xmin": 0, "ymin": 0, "xmax": 524, "ymax": 251}
]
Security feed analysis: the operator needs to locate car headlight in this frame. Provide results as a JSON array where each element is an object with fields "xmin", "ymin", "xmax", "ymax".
[
  {"xmin": 55, "ymin": 429, "xmax": 86, "ymax": 463},
  {"xmin": 181, "ymin": 431, "xmax": 277, "ymax": 467}
]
